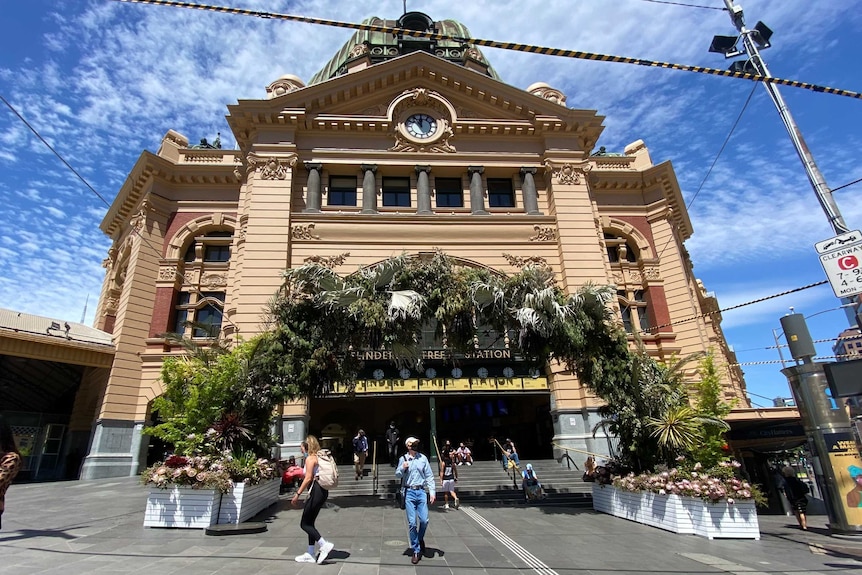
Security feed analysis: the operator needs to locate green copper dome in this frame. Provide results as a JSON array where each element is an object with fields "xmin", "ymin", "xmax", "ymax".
[{"xmin": 308, "ymin": 12, "xmax": 500, "ymax": 85}]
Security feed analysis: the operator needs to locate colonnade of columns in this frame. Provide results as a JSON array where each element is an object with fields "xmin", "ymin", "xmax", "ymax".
[{"xmin": 302, "ymin": 163, "xmax": 542, "ymax": 215}]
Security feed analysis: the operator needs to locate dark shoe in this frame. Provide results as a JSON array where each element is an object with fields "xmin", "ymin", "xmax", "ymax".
[{"xmin": 411, "ymin": 553, "xmax": 420, "ymax": 564}]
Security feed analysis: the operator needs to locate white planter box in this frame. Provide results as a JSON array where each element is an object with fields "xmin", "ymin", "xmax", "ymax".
[
  {"xmin": 218, "ymin": 479, "xmax": 280, "ymax": 524},
  {"xmin": 592, "ymin": 484, "xmax": 760, "ymax": 540},
  {"xmin": 144, "ymin": 479, "xmax": 280, "ymax": 528},
  {"xmin": 144, "ymin": 486, "xmax": 220, "ymax": 528}
]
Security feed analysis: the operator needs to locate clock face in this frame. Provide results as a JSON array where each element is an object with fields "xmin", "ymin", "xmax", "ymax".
[
  {"xmin": 451, "ymin": 367, "xmax": 463, "ymax": 379},
  {"xmin": 399, "ymin": 367, "xmax": 412, "ymax": 379},
  {"xmin": 425, "ymin": 367, "xmax": 437, "ymax": 379},
  {"xmin": 405, "ymin": 113, "xmax": 437, "ymax": 139},
  {"xmin": 477, "ymin": 367, "xmax": 489, "ymax": 379},
  {"xmin": 503, "ymin": 367, "xmax": 514, "ymax": 378},
  {"xmin": 373, "ymin": 368, "xmax": 385, "ymax": 380}
]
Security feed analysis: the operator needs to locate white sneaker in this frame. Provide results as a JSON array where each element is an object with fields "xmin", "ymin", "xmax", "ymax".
[
  {"xmin": 295, "ymin": 553, "xmax": 316, "ymax": 563},
  {"xmin": 457, "ymin": 462, "xmax": 463, "ymax": 466},
  {"xmin": 467, "ymin": 462, "xmax": 472, "ymax": 465},
  {"xmin": 444, "ymin": 503, "xmax": 449, "ymax": 509},
  {"xmin": 454, "ymin": 498, "xmax": 460, "ymax": 509},
  {"xmin": 317, "ymin": 541, "xmax": 335, "ymax": 564}
]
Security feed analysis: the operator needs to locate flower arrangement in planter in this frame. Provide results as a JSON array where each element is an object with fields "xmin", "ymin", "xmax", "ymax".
[
  {"xmin": 612, "ymin": 459, "xmax": 764, "ymax": 505},
  {"xmin": 141, "ymin": 340, "xmax": 281, "ymax": 527}
]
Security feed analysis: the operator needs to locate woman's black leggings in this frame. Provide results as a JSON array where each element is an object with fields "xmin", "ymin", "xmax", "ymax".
[{"xmin": 300, "ymin": 481, "xmax": 329, "ymax": 544}]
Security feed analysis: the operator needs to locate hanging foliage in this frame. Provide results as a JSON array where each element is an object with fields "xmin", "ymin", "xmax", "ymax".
[{"xmin": 251, "ymin": 251, "xmax": 633, "ymax": 401}]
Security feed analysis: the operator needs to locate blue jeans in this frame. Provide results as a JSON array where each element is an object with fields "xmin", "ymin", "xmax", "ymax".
[
  {"xmin": 503, "ymin": 452, "xmax": 520, "ymax": 468},
  {"xmin": 404, "ymin": 488, "xmax": 429, "ymax": 554}
]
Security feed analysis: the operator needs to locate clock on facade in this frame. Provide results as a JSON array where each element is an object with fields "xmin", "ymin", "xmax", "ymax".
[
  {"xmin": 451, "ymin": 367, "xmax": 463, "ymax": 378},
  {"xmin": 502, "ymin": 367, "xmax": 514, "ymax": 378},
  {"xmin": 373, "ymin": 368, "xmax": 385, "ymax": 380},
  {"xmin": 477, "ymin": 367, "xmax": 489, "ymax": 379},
  {"xmin": 425, "ymin": 367, "xmax": 437, "ymax": 379},
  {"xmin": 399, "ymin": 367, "xmax": 412, "ymax": 379},
  {"xmin": 405, "ymin": 113, "xmax": 437, "ymax": 139}
]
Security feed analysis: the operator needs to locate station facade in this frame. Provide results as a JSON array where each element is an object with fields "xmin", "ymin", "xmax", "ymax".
[{"xmin": 64, "ymin": 12, "xmax": 748, "ymax": 478}]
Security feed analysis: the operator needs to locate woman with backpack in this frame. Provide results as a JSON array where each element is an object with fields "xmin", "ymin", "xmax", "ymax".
[
  {"xmin": 291, "ymin": 436, "xmax": 336, "ymax": 564},
  {"xmin": 521, "ymin": 463, "xmax": 544, "ymax": 501}
]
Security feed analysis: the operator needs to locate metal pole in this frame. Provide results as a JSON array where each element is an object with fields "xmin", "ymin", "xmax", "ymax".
[
  {"xmin": 772, "ymin": 328, "xmax": 788, "ymax": 369},
  {"xmin": 722, "ymin": 0, "xmax": 849, "ymax": 236}
]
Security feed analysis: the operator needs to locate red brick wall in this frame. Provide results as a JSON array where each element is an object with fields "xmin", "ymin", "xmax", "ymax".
[{"xmin": 149, "ymin": 286, "xmax": 176, "ymax": 337}]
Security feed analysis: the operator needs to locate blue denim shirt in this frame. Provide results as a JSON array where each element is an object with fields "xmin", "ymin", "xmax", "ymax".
[{"xmin": 395, "ymin": 452, "xmax": 435, "ymax": 497}]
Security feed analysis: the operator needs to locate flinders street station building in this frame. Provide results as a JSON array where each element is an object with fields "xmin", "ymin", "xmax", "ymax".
[{"xmin": 0, "ymin": 12, "xmax": 754, "ymax": 481}]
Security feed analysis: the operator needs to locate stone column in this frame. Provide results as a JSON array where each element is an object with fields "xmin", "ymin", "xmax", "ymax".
[
  {"xmin": 415, "ymin": 165, "xmax": 432, "ymax": 215},
  {"xmin": 520, "ymin": 167, "xmax": 541, "ymax": 215},
  {"xmin": 361, "ymin": 164, "xmax": 378, "ymax": 214},
  {"xmin": 304, "ymin": 162, "xmax": 323, "ymax": 213},
  {"xmin": 468, "ymin": 166, "xmax": 488, "ymax": 215}
]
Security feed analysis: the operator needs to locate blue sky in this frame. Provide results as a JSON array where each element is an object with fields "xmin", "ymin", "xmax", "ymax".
[{"xmin": 1, "ymin": 0, "xmax": 861, "ymax": 407}]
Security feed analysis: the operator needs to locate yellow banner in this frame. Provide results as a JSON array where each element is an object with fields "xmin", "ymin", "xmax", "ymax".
[{"xmin": 332, "ymin": 377, "xmax": 548, "ymax": 394}]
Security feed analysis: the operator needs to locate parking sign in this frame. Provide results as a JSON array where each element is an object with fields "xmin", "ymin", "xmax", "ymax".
[{"xmin": 817, "ymin": 230, "xmax": 862, "ymax": 298}]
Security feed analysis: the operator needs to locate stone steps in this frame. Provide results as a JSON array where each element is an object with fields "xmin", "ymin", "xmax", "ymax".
[{"xmin": 321, "ymin": 458, "xmax": 594, "ymax": 508}]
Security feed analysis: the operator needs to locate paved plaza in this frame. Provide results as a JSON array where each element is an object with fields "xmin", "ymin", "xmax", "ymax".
[{"xmin": 3, "ymin": 477, "xmax": 862, "ymax": 574}]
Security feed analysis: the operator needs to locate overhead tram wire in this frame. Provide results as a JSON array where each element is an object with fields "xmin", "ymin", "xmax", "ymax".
[
  {"xmin": 656, "ymin": 82, "xmax": 758, "ymax": 260},
  {"xmin": 110, "ymin": 0, "xmax": 862, "ymax": 101},
  {"xmin": 0, "ymin": 94, "xmax": 240, "ymax": 334},
  {"xmin": 632, "ymin": 0, "xmax": 725, "ymax": 9},
  {"xmin": 640, "ymin": 278, "xmax": 829, "ymax": 335}
]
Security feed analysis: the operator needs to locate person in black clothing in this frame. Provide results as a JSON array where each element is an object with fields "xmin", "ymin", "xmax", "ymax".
[
  {"xmin": 781, "ymin": 466, "xmax": 809, "ymax": 530},
  {"xmin": 385, "ymin": 422, "xmax": 400, "ymax": 467}
]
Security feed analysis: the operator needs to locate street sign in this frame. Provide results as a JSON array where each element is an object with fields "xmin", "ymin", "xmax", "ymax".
[
  {"xmin": 815, "ymin": 230, "xmax": 862, "ymax": 254},
  {"xmin": 817, "ymin": 230, "xmax": 862, "ymax": 298}
]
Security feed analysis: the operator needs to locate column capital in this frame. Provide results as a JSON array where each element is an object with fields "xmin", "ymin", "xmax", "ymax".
[
  {"xmin": 361, "ymin": 163, "xmax": 378, "ymax": 173},
  {"xmin": 520, "ymin": 166, "xmax": 538, "ymax": 176},
  {"xmin": 304, "ymin": 162, "xmax": 323, "ymax": 172},
  {"xmin": 415, "ymin": 165, "xmax": 432, "ymax": 174},
  {"xmin": 468, "ymin": 165, "xmax": 484, "ymax": 175}
]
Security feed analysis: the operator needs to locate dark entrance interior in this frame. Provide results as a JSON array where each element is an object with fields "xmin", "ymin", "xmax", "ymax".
[
  {"xmin": 309, "ymin": 392, "xmax": 552, "ymax": 465},
  {"xmin": 0, "ymin": 354, "xmax": 85, "ymax": 481}
]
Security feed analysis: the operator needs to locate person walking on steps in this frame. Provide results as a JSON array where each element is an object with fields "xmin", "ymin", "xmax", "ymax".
[
  {"xmin": 385, "ymin": 421, "xmax": 400, "ymax": 467},
  {"xmin": 440, "ymin": 450, "xmax": 459, "ymax": 510},
  {"xmin": 291, "ymin": 436, "xmax": 336, "ymax": 564},
  {"xmin": 352, "ymin": 428, "xmax": 368, "ymax": 480},
  {"xmin": 396, "ymin": 437, "xmax": 436, "ymax": 564}
]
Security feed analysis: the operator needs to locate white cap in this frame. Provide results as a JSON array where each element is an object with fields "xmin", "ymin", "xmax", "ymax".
[{"xmin": 405, "ymin": 436, "xmax": 419, "ymax": 448}]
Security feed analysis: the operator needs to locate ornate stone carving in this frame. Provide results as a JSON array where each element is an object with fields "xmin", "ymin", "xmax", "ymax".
[
  {"xmin": 104, "ymin": 297, "xmax": 119, "ymax": 315},
  {"xmin": 502, "ymin": 253, "xmax": 548, "ymax": 268},
  {"xmin": 527, "ymin": 82, "xmax": 567, "ymax": 106},
  {"xmin": 265, "ymin": 74, "xmax": 305, "ymax": 99},
  {"xmin": 544, "ymin": 161, "xmax": 591, "ymax": 185},
  {"xmin": 612, "ymin": 273, "xmax": 624, "ymax": 285},
  {"xmin": 304, "ymin": 252, "xmax": 350, "ymax": 269},
  {"xmin": 644, "ymin": 267, "xmax": 660, "ymax": 280},
  {"xmin": 529, "ymin": 225, "xmax": 557, "ymax": 242},
  {"xmin": 184, "ymin": 271, "xmax": 196, "ymax": 284},
  {"xmin": 292, "ymin": 223, "xmax": 320, "ymax": 240},
  {"xmin": 464, "ymin": 47, "xmax": 484, "ymax": 62},
  {"xmin": 350, "ymin": 43, "xmax": 369, "ymax": 57},
  {"xmin": 130, "ymin": 199, "xmax": 153, "ymax": 232},
  {"xmin": 261, "ymin": 157, "xmax": 288, "ymax": 180},
  {"xmin": 390, "ymin": 128, "xmax": 456, "ymax": 153},
  {"xmin": 202, "ymin": 273, "xmax": 228, "ymax": 288},
  {"xmin": 102, "ymin": 246, "xmax": 118, "ymax": 269},
  {"xmin": 158, "ymin": 266, "xmax": 177, "ymax": 281},
  {"xmin": 629, "ymin": 270, "xmax": 643, "ymax": 283}
]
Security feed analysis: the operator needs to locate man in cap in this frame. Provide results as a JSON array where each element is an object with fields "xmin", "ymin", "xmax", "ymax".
[
  {"xmin": 395, "ymin": 436, "xmax": 436, "ymax": 564},
  {"xmin": 385, "ymin": 421, "xmax": 400, "ymax": 467},
  {"xmin": 352, "ymin": 429, "xmax": 368, "ymax": 480}
]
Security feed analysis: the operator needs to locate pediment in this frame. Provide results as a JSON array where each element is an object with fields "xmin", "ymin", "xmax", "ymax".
[{"xmin": 227, "ymin": 51, "xmax": 604, "ymax": 150}]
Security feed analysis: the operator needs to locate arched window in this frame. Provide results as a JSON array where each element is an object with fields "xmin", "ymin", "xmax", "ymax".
[
  {"xmin": 173, "ymin": 229, "xmax": 232, "ymax": 338},
  {"xmin": 605, "ymin": 230, "xmax": 649, "ymax": 334}
]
